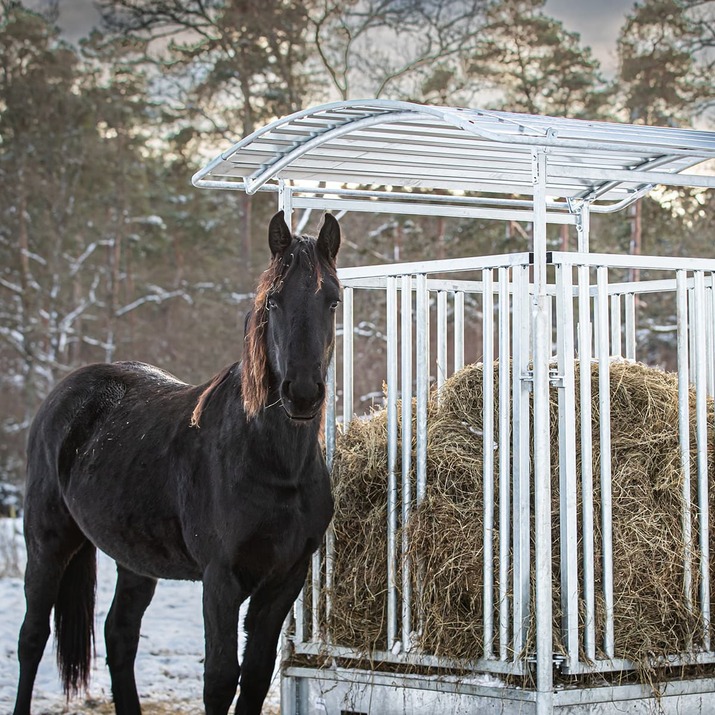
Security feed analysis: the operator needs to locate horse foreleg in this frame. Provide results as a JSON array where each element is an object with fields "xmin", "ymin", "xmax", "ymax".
[
  {"xmin": 104, "ymin": 565, "xmax": 157, "ymax": 715},
  {"xmin": 236, "ymin": 561, "xmax": 309, "ymax": 715},
  {"xmin": 202, "ymin": 562, "xmax": 246, "ymax": 715}
]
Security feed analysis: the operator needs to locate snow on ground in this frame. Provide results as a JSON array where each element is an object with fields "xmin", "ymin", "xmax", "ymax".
[{"xmin": 0, "ymin": 518, "xmax": 280, "ymax": 713}]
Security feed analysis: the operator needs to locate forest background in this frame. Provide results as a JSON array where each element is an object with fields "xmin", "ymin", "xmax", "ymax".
[{"xmin": 1, "ymin": 0, "xmax": 714, "ymax": 491}]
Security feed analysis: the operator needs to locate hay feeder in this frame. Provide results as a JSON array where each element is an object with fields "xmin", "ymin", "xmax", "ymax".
[{"xmin": 194, "ymin": 101, "xmax": 715, "ymax": 714}]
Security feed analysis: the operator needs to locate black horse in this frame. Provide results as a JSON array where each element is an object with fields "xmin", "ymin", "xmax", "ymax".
[{"xmin": 13, "ymin": 211, "xmax": 340, "ymax": 715}]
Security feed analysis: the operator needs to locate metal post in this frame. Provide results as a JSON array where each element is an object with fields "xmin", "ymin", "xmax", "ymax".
[
  {"xmin": 693, "ymin": 272, "xmax": 710, "ymax": 648},
  {"xmin": 577, "ymin": 263, "xmax": 596, "ymax": 661},
  {"xmin": 386, "ymin": 276, "xmax": 399, "ymax": 650},
  {"xmin": 531, "ymin": 147, "xmax": 554, "ymax": 714},
  {"xmin": 624, "ymin": 292, "xmax": 636, "ymax": 361},
  {"xmin": 416, "ymin": 273, "xmax": 429, "ymax": 505},
  {"xmin": 498, "ymin": 266, "xmax": 512, "ymax": 661},
  {"xmin": 676, "ymin": 271, "xmax": 694, "ymax": 623},
  {"xmin": 555, "ymin": 262, "xmax": 579, "ymax": 667},
  {"xmin": 482, "ymin": 268, "xmax": 495, "ymax": 658},
  {"xmin": 610, "ymin": 294, "xmax": 622, "ymax": 358},
  {"xmin": 401, "ymin": 276, "xmax": 413, "ymax": 650},
  {"xmin": 512, "ymin": 262, "xmax": 531, "ymax": 661},
  {"xmin": 415, "ymin": 273, "xmax": 429, "ymax": 639},
  {"xmin": 454, "ymin": 291, "xmax": 465, "ymax": 373},
  {"xmin": 342, "ymin": 286, "xmax": 354, "ymax": 424},
  {"xmin": 596, "ymin": 266, "xmax": 615, "ymax": 659},
  {"xmin": 437, "ymin": 290, "xmax": 448, "ymax": 392}
]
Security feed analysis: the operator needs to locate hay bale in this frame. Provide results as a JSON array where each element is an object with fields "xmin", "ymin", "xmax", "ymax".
[{"xmin": 327, "ymin": 360, "xmax": 713, "ymax": 675}]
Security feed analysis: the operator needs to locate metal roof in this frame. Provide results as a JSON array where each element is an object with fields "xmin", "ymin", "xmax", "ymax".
[{"xmin": 192, "ymin": 99, "xmax": 715, "ymax": 213}]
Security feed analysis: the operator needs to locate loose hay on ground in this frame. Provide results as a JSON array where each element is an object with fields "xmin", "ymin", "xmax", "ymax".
[{"xmin": 326, "ymin": 360, "xmax": 714, "ymax": 678}]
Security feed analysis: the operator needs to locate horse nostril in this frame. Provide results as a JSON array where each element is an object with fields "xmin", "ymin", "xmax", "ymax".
[{"xmin": 281, "ymin": 379, "xmax": 324, "ymax": 411}]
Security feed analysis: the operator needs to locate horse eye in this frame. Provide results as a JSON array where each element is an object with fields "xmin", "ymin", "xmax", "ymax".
[
  {"xmin": 330, "ymin": 299, "xmax": 340, "ymax": 312},
  {"xmin": 267, "ymin": 296, "xmax": 278, "ymax": 311}
]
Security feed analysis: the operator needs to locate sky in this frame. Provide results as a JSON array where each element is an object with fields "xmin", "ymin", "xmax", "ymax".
[{"xmin": 24, "ymin": 0, "xmax": 637, "ymax": 76}]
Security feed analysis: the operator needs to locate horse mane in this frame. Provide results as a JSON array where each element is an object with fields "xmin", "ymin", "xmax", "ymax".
[
  {"xmin": 189, "ymin": 364, "xmax": 234, "ymax": 428},
  {"xmin": 189, "ymin": 236, "xmax": 337, "ymax": 427}
]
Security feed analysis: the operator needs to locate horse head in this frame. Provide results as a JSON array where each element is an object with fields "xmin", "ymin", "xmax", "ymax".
[{"xmin": 243, "ymin": 211, "xmax": 341, "ymax": 421}]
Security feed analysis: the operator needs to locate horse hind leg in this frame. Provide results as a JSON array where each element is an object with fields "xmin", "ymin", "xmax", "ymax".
[
  {"xmin": 104, "ymin": 565, "xmax": 157, "ymax": 715},
  {"xmin": 13, "ymin": 517, "xmax": 89, "ymax": 715}
]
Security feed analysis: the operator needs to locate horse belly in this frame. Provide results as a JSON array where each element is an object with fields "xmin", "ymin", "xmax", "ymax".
[{"xmin": 66, "ymin": 495, "xmax": 201, "ymax": 581}]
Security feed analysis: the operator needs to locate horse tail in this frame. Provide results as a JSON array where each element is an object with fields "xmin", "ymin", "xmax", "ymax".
[{"xmin": 54, "ymin": 540, "xmax": 97, "ymax": 696}]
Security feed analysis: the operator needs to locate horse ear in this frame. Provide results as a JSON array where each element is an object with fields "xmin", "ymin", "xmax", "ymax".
[
  {"xmin": 268, "ymin": 211, "xmax": 293, "ymax": 257},
  {"xmin": 317, "ymin": 213, "xmax": 340, "ymax": 263}
]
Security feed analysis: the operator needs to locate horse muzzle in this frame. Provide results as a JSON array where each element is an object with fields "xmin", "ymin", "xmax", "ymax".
[{"xmin": 280, "ymin": 379, "xmax": 325, "ymax": 421}]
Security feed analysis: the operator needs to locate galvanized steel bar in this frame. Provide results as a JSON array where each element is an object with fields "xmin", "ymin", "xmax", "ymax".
[
  {"xmin": 498, "ymin": 266, "xmax": 512, "ymax": 661},
  {"xmin": 676, "ymin": 271, "xmax": 694, "ymax": 621},
  {"xmin": 706, "ymin": 278, "xmax": 715, "ymax": 398},
  {"xmin": 624, "ymin": 292, "xmax": 636, "ymax": 360},
  {"xmin": 324, "ymin": 306, "xmax": 338, "ymax": 632},
  {"xmin": 511, "ymin": 263, "xmax": 531, "ymax": 661},
  {"xmin": 610, "ymin": 294, "xmax": 622, "ymax": 357},
  {"xmin": 555, "ymin": 263, "xmax": 580, "ymax": 666},
  {"xmin": 482, "ymin": 268, "xmax": 495, "ymax": 658},
  {"xmin": 576, "ymin": 201, "xmax": 590, "ymax": 253},
  {"xmin": 342, "ymin": 286, "xmax": 354, "ymax": 424},
  {"xmin": 596, "ymin": 266, "xmax": 615, "ymax": 659},
  {"xmin": 416, "ymin": 273, "xmax": 429, "ymax": 505},
  {"xmin": 437, "ymin": 290, "xmax": 448, "ymax": 392},
  {"xmin": 386, "ymin": 276, "xmax": 399, "ymax": 651},
  {"xmin": 401, "ymin": 275, "xmax": 413, "ymax": 650},
  {"xmin": 578, "ymin": 264, "xmax": 596, "ymax": 661},
  {"xmin": 693, "ymin": 272, "xmax": 711, "ymax": 650},
  {"xmin": 311, "ymin": 551, "xmax": 321, "ymax": 641},
  {"xmin": 454, "ymin": 291, "xmax": 465, "ymax": 373},
  {"xmin": 531, "ymin": 147, "xmax": 554, "ymax": 713},
  {"xmin": 294, "ymin": 591, "xmax": 305, "ymax": 644}
]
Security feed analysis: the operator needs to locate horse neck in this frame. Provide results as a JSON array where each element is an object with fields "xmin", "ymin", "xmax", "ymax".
[{"xmin": 247, "ymin": 386, "xmax": 323, "ymax": 472}]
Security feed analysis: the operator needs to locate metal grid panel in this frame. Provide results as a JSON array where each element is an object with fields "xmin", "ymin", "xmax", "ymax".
[{"xmin": 193, "ymin": 99, "xmax": 715, "ymax": 209}]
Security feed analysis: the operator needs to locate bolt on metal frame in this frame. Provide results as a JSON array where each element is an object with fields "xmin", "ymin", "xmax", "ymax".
[{"xmin": 194, "ymin": 100, "xmax": 715, "ymax": 715}]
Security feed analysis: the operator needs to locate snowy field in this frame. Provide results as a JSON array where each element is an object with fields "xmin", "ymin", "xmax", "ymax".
[{"xmin": 0, "ymin": 518, "xmax": 280, "ymax": 714}]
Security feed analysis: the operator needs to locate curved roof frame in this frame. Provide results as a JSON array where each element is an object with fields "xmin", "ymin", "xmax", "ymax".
[{"xmin": 193, "ymin": 99, "xmax": 715, "ymax": 219}]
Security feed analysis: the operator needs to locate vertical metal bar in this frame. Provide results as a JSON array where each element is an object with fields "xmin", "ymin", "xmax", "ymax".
[
  {"xmin": 482, "ymin": 269, "xmax": 495, "ymax": 659},
  {"xmin": 596, "ymin": 266, "xmax": 615, "ymax": 659},
  {"xmin": 693, "ymin": 272, "xmax": 710, "ymax": 649},
  {"xmin": 386, "ymin": 276, "xmax": 399, "ymax": 651},
  {"xmin": 342, "ymin": 286, "xmax": 354, "ymax": 424},
  {"xmin": 454, "ymin": 291, "xmax": 465, "ymax": 373},
  {"xmin": 311, "ymin": 551, "xmax": 321, "ymax": 640},
  {"xmin": 610, "ymin": 294, "xmax": 622, "ymax": 358},
  {"xmin": 498, "ymin": 266, "xmax": 511, "ymax": 661},
  {"xmin": 577, "ymin": 201, "xmax": 590, "ymax": 253},
  {"xmin": 294, "ymin": 591, "xmax": 305, "ymax": 644},
  {"xmin": 401, "ymin": 276, "xmax": 413, "ymax": 650},
  {"xmin": 325, "ymin": 348, "xmax": 336, "ymax": 632},
  {"xmin": 278, "ymin": 180, "xmax": 293, "ymax": 222},
  {"xmin": 676, "ymin": 271, "xmax": 694, "ymax": 623},
  {"xmin": 415, "ymin": 273, "xmax": 429, "ymax": 638},
  {"xmin": 416, "ymin": 273, "xmax": 429, "ymax": 505},
  {"xmin": 512, "ymin": 262, "xmax": 531, "ymax": 661},
  {"xmin": 578, "ymin": 264, "xmax": 596, "ymax": 661},
  {"xmin": 555, "ymin": 263, "xmax": 579, "ymax": 666},
  {"xmin": 624, "ymin": 292, "xmax": 636, "ymax": 361},
  {"xmin": 531, "ymin": 147, "xmax": 553, "ymax": 713},
  {"xmin": 437, "ymin": 290, "xmax": 448, "ymax": 392},
  {"xmin": 706, "ymin": 276, "xmax": 715, "ymax": 398}
]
